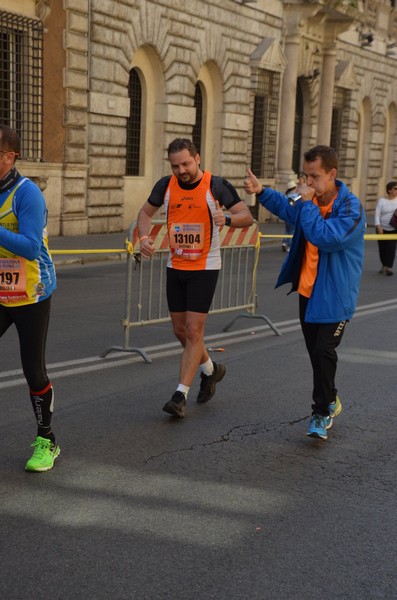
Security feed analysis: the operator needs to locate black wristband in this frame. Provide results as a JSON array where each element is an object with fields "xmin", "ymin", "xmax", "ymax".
[
  {"xmin": 225, "ymin": 215, "xmax": 232, "ymax": 227},
  {"xmin": 255, "ymin": 186, "xmax": 264, "ymax": 196}
]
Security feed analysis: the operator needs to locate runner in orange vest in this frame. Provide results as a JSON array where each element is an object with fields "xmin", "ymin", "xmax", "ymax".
[{"xmin": 138, "ymin": 138, "xmax": 253, "ymax": 418}]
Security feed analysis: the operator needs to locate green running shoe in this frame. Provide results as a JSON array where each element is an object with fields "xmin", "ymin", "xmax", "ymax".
[
  {"xmin": 25, "ymin": 436, "xmax": 60, "ymax": 472},
  {"xmin": 329, "ymin": 395, "xmax": 342, "ymax": 418}
]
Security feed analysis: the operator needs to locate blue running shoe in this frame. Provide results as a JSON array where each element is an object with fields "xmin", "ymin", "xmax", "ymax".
[
  {"xmin": 307, "ymin": 414, "xmax": 328, "ymax": 440},
  {"xmin": 329, "ymin": 395, "xmax": 342, "ymax": 418}
]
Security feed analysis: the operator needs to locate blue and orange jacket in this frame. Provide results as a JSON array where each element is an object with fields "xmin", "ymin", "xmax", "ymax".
[{"xmin": 258, "ymin": 180, "xmax": 366, "ymax": 323}]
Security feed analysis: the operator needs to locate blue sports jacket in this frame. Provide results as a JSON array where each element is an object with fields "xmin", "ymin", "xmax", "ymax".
[{"xmin": 258, "ymin": 180, "xmax": 366, "ymax": 323}]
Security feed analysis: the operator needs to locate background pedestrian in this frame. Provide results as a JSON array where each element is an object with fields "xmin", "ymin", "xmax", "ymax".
[
  {"xmin": 374, "ymin": 180, "xmax": 397, "ymax": 276},
  {"xmin": 282, "ymin": 180, "xmax": 298, "ymax": 252}
]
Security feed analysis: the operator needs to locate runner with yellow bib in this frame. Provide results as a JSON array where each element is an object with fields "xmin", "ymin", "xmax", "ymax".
[{"xmin": 0, "ymin": 125, "xmax": 59, "ymax": 472}]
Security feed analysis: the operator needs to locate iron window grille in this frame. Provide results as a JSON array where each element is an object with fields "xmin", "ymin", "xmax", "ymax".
[
  {"xmin": 192, "ymin": 82, "xmax": 203, "ymax": 156},
  {"xmin": 251, "ymin": 69, "xmax": 280, "ymax": 178},
  {"xmin": 292, "ymin": 83, "xmax": 304, "ymax": 175},
  {"xmin": 0, "ymin": 11, "xmax": 43, "ymax": 161},
  {"xmin": 331, "ymin": 87, "xmax": 350, "ymax": 177},
  {"xmin": 126, "ymin": 68, "xmax": 142, "ymax": 176}
]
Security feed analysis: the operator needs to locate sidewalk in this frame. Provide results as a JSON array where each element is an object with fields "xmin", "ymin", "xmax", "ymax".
[{"xmin": 49, "ymin": 231, "xmax": 130, "ymax": 267}]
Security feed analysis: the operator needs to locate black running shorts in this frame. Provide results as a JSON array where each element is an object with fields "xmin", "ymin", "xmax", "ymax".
[{"xmin": 166, "ymin": 268, "xmax": 219, "ymax": 313}]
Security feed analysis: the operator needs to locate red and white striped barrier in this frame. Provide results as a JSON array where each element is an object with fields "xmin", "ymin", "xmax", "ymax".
[{"xmin": 132, "ymin": 222, "xmax": 259, "ymax": 250}]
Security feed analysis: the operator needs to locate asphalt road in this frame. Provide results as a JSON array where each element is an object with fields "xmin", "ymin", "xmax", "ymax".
[{"xmin": 1, "ymin": 240, "xmax": 396, "ymax": 599}]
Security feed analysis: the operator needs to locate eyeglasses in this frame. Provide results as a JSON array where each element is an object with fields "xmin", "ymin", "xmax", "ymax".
[{"xmin": 0, "ymin": 149, "xmax": 19, "ymax": 155}]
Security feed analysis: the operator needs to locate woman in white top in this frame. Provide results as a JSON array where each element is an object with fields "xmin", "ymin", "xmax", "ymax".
[{"xmin": 374, "ymin": 180, "xmax": 397, "ymax": 275}]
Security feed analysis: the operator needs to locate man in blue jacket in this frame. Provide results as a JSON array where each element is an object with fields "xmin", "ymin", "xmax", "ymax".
[{"xmin": 244, "ymin": 145, "xmax": 366, "ymax": 440}]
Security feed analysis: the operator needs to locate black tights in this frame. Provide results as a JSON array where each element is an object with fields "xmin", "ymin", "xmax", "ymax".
[
  {"xmin": 299, "ymin": 295, "xmax": 346, "ymax": 416},
  {"xmin": 0, "ymin": 297, "xmax": 55, "ymax": 438},
  {"xmin": 377, "ymin": 230, "xmax": 397, "ymax": 269},
  {"xmin": 0, "ymin": 296, "xmax": 51, "ymax": 389}
]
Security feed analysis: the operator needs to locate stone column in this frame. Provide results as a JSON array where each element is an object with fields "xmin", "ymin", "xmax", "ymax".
[
  {"xmin": 277, "ymin": 34, "xmax": 300, "ymax": 181},
  {"xmin": 61, "ymin": 0, "xmax": 90, "ymax": 235},
  {"xmin": 316, "ymin": 47, "xmax": 337, "ymax": 145}
]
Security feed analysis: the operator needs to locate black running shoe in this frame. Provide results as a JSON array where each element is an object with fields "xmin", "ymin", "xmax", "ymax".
[
  {"xmin": 162, "ymin": 391, "xmax": 186, "ymax": 418},
  {"xmin": 197, "ymin": 362, "xmax": 226, "ymax": 403}
]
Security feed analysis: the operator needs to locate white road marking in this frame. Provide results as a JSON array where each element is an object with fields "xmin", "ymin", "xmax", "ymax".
[{"xmin": 1, "ymin": 299, "xmax": 397, "ymax": 389}]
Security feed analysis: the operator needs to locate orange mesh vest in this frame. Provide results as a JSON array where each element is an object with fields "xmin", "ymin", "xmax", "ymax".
[{"xmin": 165, "ymin": 171, "xmax": 221, "ymax": 270}]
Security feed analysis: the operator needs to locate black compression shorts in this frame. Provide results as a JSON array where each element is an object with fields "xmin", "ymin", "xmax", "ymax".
[{"xmin": 166, "ymin": 268, "xmax": 219, "ymax": 313}]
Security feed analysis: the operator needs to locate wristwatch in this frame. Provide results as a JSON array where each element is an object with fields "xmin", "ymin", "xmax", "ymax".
[
  {"xmin": 225, "ymin": 215, "xmax": 232, "ymax": 227},
  {"xmin": 287, "ymin": 193, "xmax": 302, "ymax": 206}
]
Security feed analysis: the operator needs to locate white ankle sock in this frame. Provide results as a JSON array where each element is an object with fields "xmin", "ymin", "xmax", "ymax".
[
  {"xmin": 176, "ymin": 384, "xmax": 189, "ymax": 398},
  {"xmin": 200, "ymin": 358, "xmax": 214, "ymax": 376}
]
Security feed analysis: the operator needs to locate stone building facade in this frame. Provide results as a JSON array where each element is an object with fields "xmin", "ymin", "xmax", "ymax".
[{"xmin": 1, "ymin": 0, "xmax": 397, "ymax": 235}]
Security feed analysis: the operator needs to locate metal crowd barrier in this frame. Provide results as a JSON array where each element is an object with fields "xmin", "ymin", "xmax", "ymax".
[{"xmin": 101, "ymin": 220, "xmax": 281, "ymax": 363}]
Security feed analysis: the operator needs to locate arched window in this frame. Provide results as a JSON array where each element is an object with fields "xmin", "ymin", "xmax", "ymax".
[
  {"xmin": 126, "ymin": 68, "xmax": 142, "ymax": 176},
  {"xmin": 356, "ymin": 98, "xmax": 372, "ymax": 208},
  {"xmin": 251, "ymin": 69, "xmax": 280, "ymax": 178},
  {"xmin": 331, "ymin": 87, "xmax": 350, "ymax": 176},
  {"xmin": 192, "ymin": 82, "xmax": 203, "ymax": 156}
]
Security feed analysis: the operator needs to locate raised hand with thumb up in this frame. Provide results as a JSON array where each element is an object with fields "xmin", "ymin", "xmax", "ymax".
[
  {"xmin": 243, "ymin": 169, "xmax": 262, "ymax": 195},
  {"xmin": 213, "ymin": 200, "xmax": 226, "ymax": 227}
]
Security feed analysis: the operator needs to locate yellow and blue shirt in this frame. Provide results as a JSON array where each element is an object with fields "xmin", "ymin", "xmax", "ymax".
[{"xmin": 0, "ymin": 176, "xmax": 56, "ymax": 306}]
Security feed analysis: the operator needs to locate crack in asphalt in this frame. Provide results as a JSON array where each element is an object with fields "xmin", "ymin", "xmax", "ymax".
[{"xmin": 144, "ymin": 415, "xmax": 310, "ymax": 465}]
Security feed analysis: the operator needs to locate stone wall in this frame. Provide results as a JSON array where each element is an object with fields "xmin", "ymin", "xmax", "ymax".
[
  {"xmin": 82, "ymin": 0, "xmax": 283, "ymax": 231},
  {"xmin": 1, "ymin": 0, "xmax": 397, "ymax": 233}
]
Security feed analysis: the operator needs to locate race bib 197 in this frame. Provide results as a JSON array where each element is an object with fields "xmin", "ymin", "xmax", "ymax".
[{"xmin": 0, "ymin": 257, "xmax": 28, "ymax": 303}]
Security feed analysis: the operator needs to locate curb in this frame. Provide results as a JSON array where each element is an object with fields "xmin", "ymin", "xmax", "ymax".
[{"xmin": 53, "ymin": 252, "xmax": 126, "ymax": 267}]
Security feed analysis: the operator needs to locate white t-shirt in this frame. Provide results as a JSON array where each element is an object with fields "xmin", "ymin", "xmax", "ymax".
[{"xmin": 374, "ymin": 197, "xmax": 397, "ymax": 230}]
